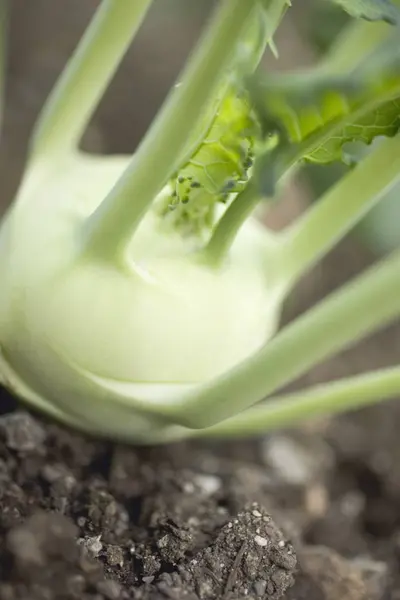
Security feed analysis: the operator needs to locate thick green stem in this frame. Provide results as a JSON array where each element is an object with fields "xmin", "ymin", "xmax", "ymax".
[
  {"xmin": 169, "ymin": 248, "xmax": 400, "ymax": 429},
  {"xmin": 323, "ymin": 18, "xmax": 392, "ymax": 73},
  {"xmin": 277, "ymin": 134, "xmax": 400, "ymax": 286},
  {"xmin": 82, "ymin": 0, "xmax": 263, "ymax": 264},
  {"xmin": 196, "ymin": 367, "xmax": 400, "ymax": 438},
  {"xmin": 204, "ymin": 183, "xmax": 263, "ymax": 266},
  {"xmin": 31, "ymin": 0, "xmax": 153, "ymax": 157}
]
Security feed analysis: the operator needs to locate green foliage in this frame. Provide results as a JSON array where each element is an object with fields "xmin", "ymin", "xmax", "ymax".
[
  {"xmin": 157, "ymin": 2, "xmax": 276, "ymax": 235},
  {"xmin": 247, "ymin": 30, "xmax": 400, "ymax": 195},
  {"xmin": 159, "ymin": 89, "xmax": 258, "ymax": 234},
  {"xmin": 326, "ymin": 0, "xmax": 400, "ymax": 23},
  {"xmin": 163, "ymin": 4, "xmax": 400, "ymax": 219},
  {"xmin": 156, "ymin": 0, "xmax": 295, "ymax": 235}
]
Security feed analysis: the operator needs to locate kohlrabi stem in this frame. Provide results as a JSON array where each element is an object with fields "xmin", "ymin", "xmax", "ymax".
[
  {"xmin": 197, "ymin": 367, "xmax": 400, "ymax": 438},
  {"xmin": 170, "ymin": 248, "xmax": 400, "ymax": 429},
  {"xmin": 277, "ymin": 134, "xmax": 400, "ymax": 286},
  {"xmin": 204, "ymin": 183, "xmax": 263, "ymax": 266},
  {"xmin": 31, "ymin": 0, "xmax": 153, "ymax": 158},
  {"xmin": 323, "ymin": 17, "xmax": 392, "ymax": 73},
  {"xmin": 83, "ymin": 0, "xmax": 288, "ymax": 265}
]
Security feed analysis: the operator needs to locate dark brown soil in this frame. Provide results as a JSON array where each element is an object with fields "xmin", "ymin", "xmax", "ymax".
[
  {"xmin": 0, "ymin": 404, "xmax": 299, "ymax": 600},
  {"xmin": 0, "ymin": 374, "xmax": 399, "ymax": 600}
]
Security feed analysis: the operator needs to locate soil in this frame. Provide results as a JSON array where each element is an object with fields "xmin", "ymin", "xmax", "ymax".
[{"xmin": 0, "ymin": 356, "xmax": 399, "ymax": 600}]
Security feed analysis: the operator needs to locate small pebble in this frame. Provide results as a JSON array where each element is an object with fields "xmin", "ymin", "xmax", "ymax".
[
  {"xmin": 193, "ymin": 474, "xmax": 221, "ymax": 496},
  {"xmin": 80, "ymin": 535, "xmax": 103, "ymax": 557},
  {"xmin": 106, "ymin": 544, "xmax": 124, "ymax": 567},
  {"xmin": 254, "ymin": 580, "xmax": 267, "ymax": 596},
  {"xmin": 183, "ymin": 482, "xmax": 195, "ymax": 494},
  {"xmin": 0, "ymin": 412, "xmax": 46, "ymax": 452},
  {"xmin": 262, "ymin": 435, "xmax": 332, "ymax": 485},
  {"xmin": 254, "ymin": 535, "xmax": 268, "ymax": 547},
  {"xmin": 77, "ymin": 516, "xmax": 86, "ymax": 528}
]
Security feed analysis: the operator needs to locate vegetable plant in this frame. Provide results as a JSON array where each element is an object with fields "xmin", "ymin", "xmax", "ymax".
[{"xmin": 0, "ymin": 0, "xmax": 400, "ymax": 444}]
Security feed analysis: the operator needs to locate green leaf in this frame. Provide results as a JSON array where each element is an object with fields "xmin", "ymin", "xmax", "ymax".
[
  {"xmin": 158, "ymin": 86, "xmax": 257, "ymax": 234},
  {"xmin": 174, "ymin": 3, "xmax": 270, "ymax": 174},
  {"xmin": 326, "ymin": 0, "xmax": 400, "ymax": 23},
  {"xmin": 157, "ymin": 1, "xmax": 292, "ymax": 235},
  {"xmin": 249, "ymin": 31, "xmax": 400, "ymax": 175}
]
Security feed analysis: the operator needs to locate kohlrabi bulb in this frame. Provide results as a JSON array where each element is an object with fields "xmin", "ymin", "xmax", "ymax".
[{"xmin": 0, "ymin": 155, "xmax": 283, "ymax": 441}]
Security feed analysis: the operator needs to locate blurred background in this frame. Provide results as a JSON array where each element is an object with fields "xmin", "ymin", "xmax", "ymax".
[
  {"xmin": 1, "ymin": 0, "xmax": 399, "ymax": 387},
  {"xmin": 1, "ymin": 0, "xmax": 315, "ymax": 206}
]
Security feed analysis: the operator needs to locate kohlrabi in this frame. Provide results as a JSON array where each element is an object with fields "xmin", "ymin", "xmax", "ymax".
[{"xmin": 0, "ymin": 0, "xmax": 399, "ymax": 444}]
